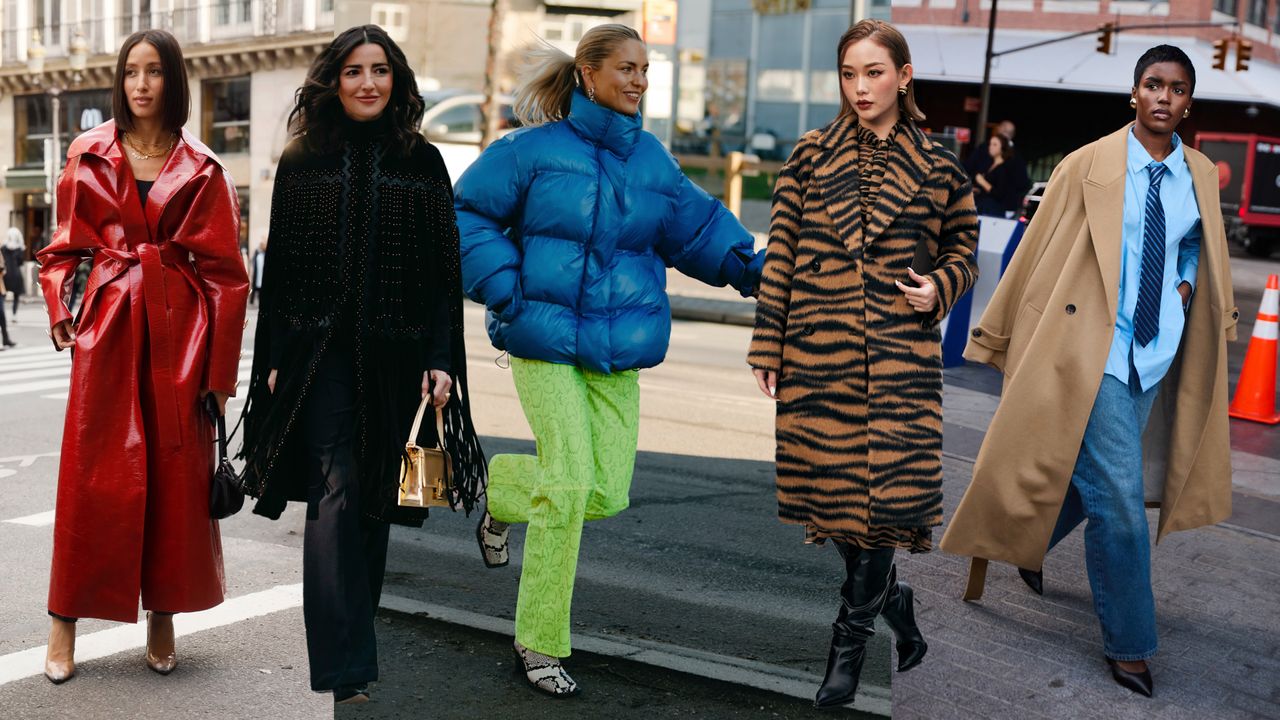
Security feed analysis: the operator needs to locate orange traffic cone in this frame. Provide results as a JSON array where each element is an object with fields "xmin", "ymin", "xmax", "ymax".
[{"xmin": 1229, "ymin": 274, "xmax": 1280, "ymax": 424}]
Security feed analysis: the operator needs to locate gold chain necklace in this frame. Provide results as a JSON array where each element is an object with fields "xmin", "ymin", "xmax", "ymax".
[{"xmin": 123, "ymin": 132, "xmax": 176, "ymax": 161}]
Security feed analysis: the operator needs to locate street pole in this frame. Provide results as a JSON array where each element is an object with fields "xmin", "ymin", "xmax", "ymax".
[
  {"xmin": 49, "ymin": 87, "xmax": 62, "ymax": 248},
  {"xmin": 975, "ymin": 0, "xmax": 999, "ymax": 150}
]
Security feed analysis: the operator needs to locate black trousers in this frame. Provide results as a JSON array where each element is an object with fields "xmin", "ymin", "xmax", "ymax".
[
  {"xmin": 301, "ymin": 345, "xmax": 391, "ymax": 692},
  {"xmin": 0, "ymin": 299, "xmax": 10, "ymax": 344}
]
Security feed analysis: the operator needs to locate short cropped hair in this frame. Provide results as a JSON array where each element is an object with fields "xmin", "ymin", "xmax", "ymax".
[{"xmin": 1133, "ymin": 44, "xmax": 1196, "ymax": 95}]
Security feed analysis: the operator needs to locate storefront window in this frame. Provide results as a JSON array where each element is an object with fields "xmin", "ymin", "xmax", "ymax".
[
  {"xmin": 202, "ymin": 76, "xmax": 251, "ymax": 154},
  {"xmin": 1246, "ymin": 0, "xmax": 1267, "ymax": 26},
  {"xmin": 13, "ymin": 89, "xmax": 111, "ymax": 168}
]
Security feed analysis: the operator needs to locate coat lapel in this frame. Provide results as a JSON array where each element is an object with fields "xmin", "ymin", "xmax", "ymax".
[
  {"xmin": 862, "ymin": 125, "xmax": 933, "ymax": 245},
  {"xmin": 810, "ymin": 116, "xmax": 865, "ymax": 257},
  {"xmin": 1081, "ymin": 125, "xmax": 1130, "ymax": 320},
  {"xmin": 145, "ymin": 129, "xmax": 211, "ymax": 240}
]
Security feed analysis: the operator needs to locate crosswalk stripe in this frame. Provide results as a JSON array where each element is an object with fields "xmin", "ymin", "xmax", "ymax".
[
  {"xmin": 0, "ymin": 358, "xmax": 71, "ymax": 372},
  {"xmin": 0, "ymin": 583, "xmax": 304, "ymax": 687},
  {"xmin": 0, "ymin": 380, "xmax": 71, "ymax": 396},
  {"xmin": 0, "ymin": 346, "xmax": 57, "ymax": 359},
  {"xmin": 0, "ymin": 354, "xmax": 254, "ymax": 399},
  {"xmin": 3, "ymin": 510, "xmax": 55, "ymax": 527},
  {"xmin": 0, "ymin": 367, "xmax": 72, "ymax": 382}
]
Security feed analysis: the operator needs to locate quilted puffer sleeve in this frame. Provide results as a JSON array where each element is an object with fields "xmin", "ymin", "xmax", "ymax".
[
  {"xmin": 454, "ymin": 135, "xmax": 526, "ymax": 319},
  {"xmin": 657, "ymin": 170, "xmax": 764, "ymax": 298}
]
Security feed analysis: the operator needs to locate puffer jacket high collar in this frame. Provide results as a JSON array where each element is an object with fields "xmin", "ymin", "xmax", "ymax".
[{"xmin": 565, "ymin": 90, "xmax": 641, "ymax": 157}]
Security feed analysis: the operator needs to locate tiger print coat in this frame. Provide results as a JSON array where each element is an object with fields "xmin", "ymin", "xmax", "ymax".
[{"xmin": 748, "ymin": 116, "xmax": 979, "ymax": 549}]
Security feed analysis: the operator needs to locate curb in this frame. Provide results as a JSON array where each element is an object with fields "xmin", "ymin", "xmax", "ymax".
[
  {"xmin": 669, "ymin": 295, "xmax": 756, "ymax": 327},
  {"xmin": 380, "ymin": 593, "xmax": 893, "ymax": 718}
]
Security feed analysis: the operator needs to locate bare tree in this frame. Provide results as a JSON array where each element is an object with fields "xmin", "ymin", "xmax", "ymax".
[{"xmin": 480, "ymin": 0, "xmax": 507, "ymax": 149}]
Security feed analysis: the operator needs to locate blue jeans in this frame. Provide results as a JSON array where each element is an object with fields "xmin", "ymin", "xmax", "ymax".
[{"xmin": 1046, "ymin": 368, "xmax": 1161, "ymax": 661}]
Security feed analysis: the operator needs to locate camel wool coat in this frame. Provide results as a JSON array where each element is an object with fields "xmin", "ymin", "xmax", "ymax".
[
  {"xmin": 749, "ymin": 118, "xmax": 979, "ymax": 545},
  {"xmin": 939, "ymin": 124, "xmax": 1238, "ymax": 599}
]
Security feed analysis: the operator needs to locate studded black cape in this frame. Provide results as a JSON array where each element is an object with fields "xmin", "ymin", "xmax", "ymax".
[{"xmin": 236, "ymin": 118, "xmax": 486, "ymax": 526}]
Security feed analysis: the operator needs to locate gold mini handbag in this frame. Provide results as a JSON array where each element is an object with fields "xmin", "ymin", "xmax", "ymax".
[{"xmin": 398, "ymin": 395, "xmax": 453, "ymax": 508}]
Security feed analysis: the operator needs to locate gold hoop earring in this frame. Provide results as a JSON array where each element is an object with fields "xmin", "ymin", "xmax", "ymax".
[
  {"xmin": 1129, "ymin": 97, "xmax": 1137, "ymax": 109},
  {"xmin": 587, "ymin": 87, "xmax": 596, "ymax": 103},
  {"xmin": 1183, "ymin": 108, "xmax": 1190, "ymax": 118},
  {"xmin": 898, "ymin": 87, "xmax": 907, "ymax": 96}
]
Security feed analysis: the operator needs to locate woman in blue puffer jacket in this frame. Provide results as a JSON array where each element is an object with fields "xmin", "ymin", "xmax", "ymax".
[{"xmin": 455, "ymin": 23, "xmax": 764, "ymax": 698}]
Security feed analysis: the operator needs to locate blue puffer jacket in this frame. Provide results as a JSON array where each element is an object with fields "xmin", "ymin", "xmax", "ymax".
[{"xmin": 455, "ymin": 91, "xmax": 764, "ymax": 373}]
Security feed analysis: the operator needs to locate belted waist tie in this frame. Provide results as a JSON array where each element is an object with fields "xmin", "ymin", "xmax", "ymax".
[{"xmin": 85, "ymin": 242, "xmax": 191, "ymax": 448}]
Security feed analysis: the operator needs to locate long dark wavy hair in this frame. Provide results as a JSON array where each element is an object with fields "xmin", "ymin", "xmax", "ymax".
[{"xmin": 287, "ymin": 25, "xmax": 425, "ymax": 153}]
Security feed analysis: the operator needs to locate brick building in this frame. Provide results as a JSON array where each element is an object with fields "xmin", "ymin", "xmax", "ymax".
[{"xmin": 892, "ymin": 0, "xmax": 1280, "ymax": 176}]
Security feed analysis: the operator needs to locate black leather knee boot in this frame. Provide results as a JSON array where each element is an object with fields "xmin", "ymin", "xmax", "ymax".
[
  {"xmin": 879, "ymin": 565, "xmax": 928, "ymax": 672},
  {"xmin": 814, "ymin": 545, "xmax": 894, "ymax": 709}
]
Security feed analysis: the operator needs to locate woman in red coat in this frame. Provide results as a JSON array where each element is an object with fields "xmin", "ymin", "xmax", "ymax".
[{"xmin": 36, "ymin": 29, "xmax": 249, "ymax": 684}]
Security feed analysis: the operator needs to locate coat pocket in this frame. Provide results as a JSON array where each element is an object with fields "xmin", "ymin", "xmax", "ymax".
[
  {"xmin": 1224, "ymin": 306, "xmax": 1240, "ymax": 342},
  {"xmin": 1004, "ymin": 303, "xmax": 1043, "ymax": 380}
]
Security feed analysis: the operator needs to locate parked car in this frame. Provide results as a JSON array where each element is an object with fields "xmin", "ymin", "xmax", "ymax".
[
  {"xmin": 1019, "ymin": 181, "xmax": 1048, "ymax": 223},
  {"xmin": 420, "ymin": 90, "xmax": 518, "ymax": 183},
  {"xmin": 1195, "ymin": 132, "xmax": 1280, "ymax": 258}
]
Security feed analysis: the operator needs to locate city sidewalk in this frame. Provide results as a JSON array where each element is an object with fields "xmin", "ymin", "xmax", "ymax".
[{"xmin": 891, "ymin": 381, "xmax": 1280, "ymax": 720}]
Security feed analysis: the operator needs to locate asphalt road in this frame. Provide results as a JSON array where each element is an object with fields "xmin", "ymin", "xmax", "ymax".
[{"xmin": 0, "ymin": 303, "xmax": 891, "ymax": 720}]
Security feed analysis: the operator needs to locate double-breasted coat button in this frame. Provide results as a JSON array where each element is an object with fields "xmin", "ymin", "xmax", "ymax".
[
  {"xmin": 971, "ymin": 328, "xmax": 983, "ymax": 338},
  {"xmin": 804, "ymin": 324, "xmax": 816, "ymax": 336},
  {"xmin": 810, "ymin": 259, "xmax": 821, "ymax": 273},
  {"xmin": 1065, "ymin": 304, "xmax": 1076, "ymax": 315}
]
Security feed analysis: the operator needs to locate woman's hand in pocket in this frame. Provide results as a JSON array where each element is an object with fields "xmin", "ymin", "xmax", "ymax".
[{"xmin": 268, "ymin": 369, "xmax": 278, "ymax": 394}]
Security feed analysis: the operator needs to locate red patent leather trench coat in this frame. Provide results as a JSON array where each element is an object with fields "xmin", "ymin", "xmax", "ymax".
[{"xmin": 37, "ymin": 121, "xmax": 249, "ymax": 622}]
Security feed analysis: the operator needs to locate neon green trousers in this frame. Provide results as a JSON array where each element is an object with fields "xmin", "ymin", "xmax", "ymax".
[{"xmin": 486, "ymin": 357, "xmax": 640, "ymax": 657}]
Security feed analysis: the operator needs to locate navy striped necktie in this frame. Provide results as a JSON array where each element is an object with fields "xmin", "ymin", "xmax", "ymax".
[{"xmin": 1134, "ymin": 162, "xmax": 1168, "ymax": 348}]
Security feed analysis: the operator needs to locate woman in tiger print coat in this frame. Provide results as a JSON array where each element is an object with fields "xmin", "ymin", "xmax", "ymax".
[{"xmin": 749, "ymin": 20, "xmax": 979, "ymax": 708}]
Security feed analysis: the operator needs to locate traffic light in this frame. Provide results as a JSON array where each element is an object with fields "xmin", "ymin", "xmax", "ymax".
[
  {"xmin": 1095, "ymin": 23, "xmax": 1114, "ymax": 55},
  {"xmin": 1212, "ymin": 38, "xmax": 1228, "ymax": 70},
  {"xmin": 1236, "ymin": 39, "xmax": 1253, "ymax": 72}
]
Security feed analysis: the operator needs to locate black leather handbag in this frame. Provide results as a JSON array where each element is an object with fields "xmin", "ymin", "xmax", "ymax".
[{"xmin": 204, "ymin": 395, "xmax": 245, "ymax": 520}]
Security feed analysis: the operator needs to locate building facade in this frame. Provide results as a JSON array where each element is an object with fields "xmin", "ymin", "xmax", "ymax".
[
  {"xmin": 0, "ymin": 0, "xmax": 340, "ymax": 267},
  {"xmin": 891, "ymin": 0, "xmax": 1280, "ymax": 175},
  {"xmin": 0, "ymin": 0, "xmax": 643, "ymax": 275},
  {"xmin": 687, "ymin": 0, "xmax": 892, "ymax": 154}
]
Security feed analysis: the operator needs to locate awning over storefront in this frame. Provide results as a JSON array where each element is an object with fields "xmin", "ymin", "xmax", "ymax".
[
  {"xmin": 901, "ymin": 24, "xmax": 1280, "ymax": 109},
  {"xmin": 3, "ymin": 168, "xmax": 49, "ymax": 192}
]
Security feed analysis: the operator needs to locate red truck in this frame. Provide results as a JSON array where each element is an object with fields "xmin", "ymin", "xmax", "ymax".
[{"xmin": 1195, "ymin": 132, "xmax": 1280, "ymax": 258}]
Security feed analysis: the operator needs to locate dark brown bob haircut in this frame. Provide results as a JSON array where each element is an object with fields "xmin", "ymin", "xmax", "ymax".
[{"xmin": 111, "ymin": 30, "xmax": 190, "ymax": 134}]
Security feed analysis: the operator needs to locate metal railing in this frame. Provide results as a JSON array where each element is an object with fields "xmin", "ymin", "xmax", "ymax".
[{"xmin": 2, "ymin": 0, "xmax": 333, "ymax": 66}]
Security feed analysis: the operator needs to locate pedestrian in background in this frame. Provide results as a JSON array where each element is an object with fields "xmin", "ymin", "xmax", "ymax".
[
  {"xmin": 0, "ymin": 253, "xmax": 13, "ymax": 350},
  {"xmin": 942, "ymin": 45, "xmax": 1237, "ymax": 698},
  {"xmin": 36, "ymin": 29, "xmax": 249, "ymax": 684},
  {"xmin": 748, "ymin": 19, "xmax": 978, "ymax": 708},
  {"xmin": 973, "ymin": 134, "xmax": 1025, "ymax": 217},
  {"xmin": 3, "ymin": 224, "xmax": 24, "ymax": 326},
  {"xmin": 455, "ymin": 23, "xmax": 764, "ymax": 698},
  {"xmin": 236, "ymin": 25, "xmax": 485, "ymax": 706},
  {"xmin": 250, "ymin": 236, "xmax": 267, "ymax": 305},
  {"xmin": 964, "ymin": 118, "xmax": 1016, "ymax": 178}
]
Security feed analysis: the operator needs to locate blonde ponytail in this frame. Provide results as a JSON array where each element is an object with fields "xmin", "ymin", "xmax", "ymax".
[
  {"xmin": 512, "ymin": 24, "xmax": 644, "ymax": 127},
  {"xmin": 512, "ymin": 44, "xmax": 578, "ymax": 127}
]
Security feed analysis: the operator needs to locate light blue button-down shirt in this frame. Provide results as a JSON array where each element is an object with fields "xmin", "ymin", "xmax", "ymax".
[{"xmin": 1104, "ymin": 129, "xmax": 1201, "ymax": 391}]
